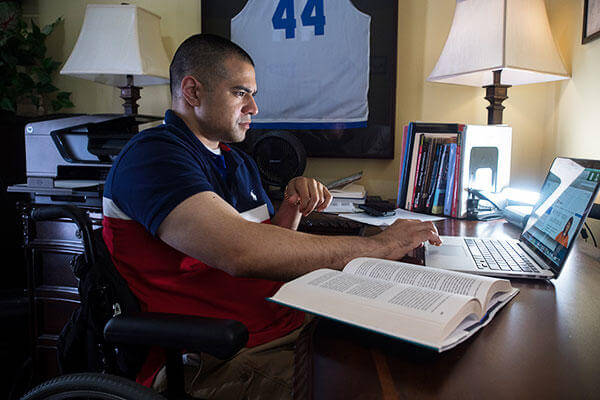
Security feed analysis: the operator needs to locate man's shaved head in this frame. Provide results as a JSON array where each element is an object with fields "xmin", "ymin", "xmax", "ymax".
[{"xmin": 169, "ymin": 33, "xmax": 254, "ymax": 98}]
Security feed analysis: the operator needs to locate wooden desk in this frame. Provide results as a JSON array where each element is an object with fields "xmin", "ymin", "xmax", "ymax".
[{"xmin": 308, "ymin": 218, "xmax": 600, "ymax": 399}]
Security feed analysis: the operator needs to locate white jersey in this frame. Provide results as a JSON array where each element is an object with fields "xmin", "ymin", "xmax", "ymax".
[{"xmin": 231, "ymin": 0, "xmax": 370, "ymax": 129}]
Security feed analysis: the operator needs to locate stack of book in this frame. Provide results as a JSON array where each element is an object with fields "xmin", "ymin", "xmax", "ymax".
[
  {"xmin": 398, "ymin": 123, "xmax": 464, "ymax": 217},
  {"xmin": 323, "ymin": 183, "xmax": 366, "ymax": 213},
  {"xmin": 396, "ymin": 123, "xmax": 512, "ymax": 218}
]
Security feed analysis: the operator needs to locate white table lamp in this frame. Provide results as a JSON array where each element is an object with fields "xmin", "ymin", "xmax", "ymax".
[
  {"xmin": 61, "ymin": 4, "xmax": 170, "ymax": 115},
  {"xmin": 428, "ymin": 0, "xmax": 569, "ymax": 124}
]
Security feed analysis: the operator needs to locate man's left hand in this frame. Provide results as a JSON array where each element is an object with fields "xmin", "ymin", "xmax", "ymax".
[{"xmin": 283, "ymin": 177, "xmax": 332, "ymax": 216}]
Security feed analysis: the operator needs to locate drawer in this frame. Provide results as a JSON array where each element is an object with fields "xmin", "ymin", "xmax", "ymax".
[
  {"xmin": 34, "ymin": 219, "xmax": 84, "ymax": 247},
  {"xmin": 32, "ymin": 218, "xmax": 102, "ymax": 249},
  {"xmin": 35, "ymin": 249, "xmax": 80, "ymax": 288},
  {"xmin": 36, "ymin": 297, "xmax": 80, "ymax": 336}
]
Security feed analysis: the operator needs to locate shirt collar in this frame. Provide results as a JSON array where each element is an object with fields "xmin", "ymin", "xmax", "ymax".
[
  {"xmin": 165, "ymin": 110, "xmax": 232, "ymax": 152},
  {"xmin": 164, "ymin": 109, "xmax": 191, "ymax": 134},
  {"xmin": 164, "ymin": 109, "xmax": 241, "ymax": 165}
]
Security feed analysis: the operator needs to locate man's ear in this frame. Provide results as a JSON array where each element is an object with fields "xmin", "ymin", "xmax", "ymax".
[{"xmin": 180, "ymin": 75, "xmax": 203, "ymax": 107}]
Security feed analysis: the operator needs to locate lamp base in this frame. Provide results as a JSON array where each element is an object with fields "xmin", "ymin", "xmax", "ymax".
[
  {"xmin": 483, "ymin": 70, "xmax": 511, "ymax": 125},
  {"xmin": 119, "ymin": 75, "xmax": 142, "ymax": 116}
]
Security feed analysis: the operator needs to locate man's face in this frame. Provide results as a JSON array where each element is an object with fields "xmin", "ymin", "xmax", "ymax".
[{"xmin": 194, "ymin": 57, "xmax": 258, "ymax": 143}]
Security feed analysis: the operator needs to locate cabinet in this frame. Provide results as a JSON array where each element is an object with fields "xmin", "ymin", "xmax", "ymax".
[{"xmin": 22, "ymin": 203, "xmax": 102, "ymax": 383}]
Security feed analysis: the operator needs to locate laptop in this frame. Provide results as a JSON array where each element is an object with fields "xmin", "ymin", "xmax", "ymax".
[{"xmin": 424, "ymin": 157, "xmax": 600, "ymax": 279}]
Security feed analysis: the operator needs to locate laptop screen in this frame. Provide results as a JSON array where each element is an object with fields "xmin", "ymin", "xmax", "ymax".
[{"xmin": 521, "ymin": 158, "xmax": 600, "ymax": 273}]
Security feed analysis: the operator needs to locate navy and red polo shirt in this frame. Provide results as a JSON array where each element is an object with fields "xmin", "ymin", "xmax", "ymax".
[{"xmin": 102, "ymin": 110, "xmax": 304, "ymax": 386}]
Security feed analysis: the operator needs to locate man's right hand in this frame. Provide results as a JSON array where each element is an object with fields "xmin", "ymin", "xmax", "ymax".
[{"xmin": 373, "ymin": 219, "xmax": 442, "ymax": 261}]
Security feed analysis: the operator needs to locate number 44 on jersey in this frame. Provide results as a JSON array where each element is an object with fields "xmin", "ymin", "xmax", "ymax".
[{"xmin": 272, "ymin": 0, "xmax": 326, "ymax": 39}]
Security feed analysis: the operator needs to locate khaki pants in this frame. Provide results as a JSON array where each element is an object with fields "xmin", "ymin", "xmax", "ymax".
[{"xmin": 153, "ymin": 315, "xmax": 314, "ymax": 400}]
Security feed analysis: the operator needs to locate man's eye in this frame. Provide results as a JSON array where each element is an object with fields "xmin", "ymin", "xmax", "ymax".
[{"xmin": 235, "ymin": 91, "xmax": 246, "ymax": 97}]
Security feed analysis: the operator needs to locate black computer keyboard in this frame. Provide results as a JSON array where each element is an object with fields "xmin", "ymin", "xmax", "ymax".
[{"xmin": 299, "ymin": 213, "xmax": 364, "ymax": 236}]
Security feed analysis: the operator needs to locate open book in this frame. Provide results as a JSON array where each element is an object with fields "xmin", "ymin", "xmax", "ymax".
[{"xmin": 270, "ymin": 258, "xmax": 519, "ymax": 352}]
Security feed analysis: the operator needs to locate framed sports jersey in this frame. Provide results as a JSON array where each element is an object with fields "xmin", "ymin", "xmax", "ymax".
[{"xmin": 202, "ymin": 0, "xmax": 397, "ymax": 159}]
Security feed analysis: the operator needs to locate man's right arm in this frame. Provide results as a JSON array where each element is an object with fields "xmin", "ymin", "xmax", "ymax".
[{"xmin": 156, "ymin": 191, "xmax": 441, "ymax": 281}]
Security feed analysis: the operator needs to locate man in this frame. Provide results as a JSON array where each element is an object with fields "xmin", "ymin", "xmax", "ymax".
[{"xmin": 102, "ymin": 34, "xmax": 441, "ymax": 399}]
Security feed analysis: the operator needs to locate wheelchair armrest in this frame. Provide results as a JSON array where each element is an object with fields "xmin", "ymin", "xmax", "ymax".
[{"xmin": 103, "ymin": 312, "xmax": 248, "ymax": 360}]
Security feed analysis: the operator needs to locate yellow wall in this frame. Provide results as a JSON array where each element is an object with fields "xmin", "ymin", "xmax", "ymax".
[
  {"xmin": 28, "ymin": 0, "xmax": 599, "ymax": 201},
  {"xmin": 547, "ymin": 0, "xmax": 600, "ymax": 165},
  {"xmin": 547, "ymin": 0, "xmax": 600, "ymax": 233}
]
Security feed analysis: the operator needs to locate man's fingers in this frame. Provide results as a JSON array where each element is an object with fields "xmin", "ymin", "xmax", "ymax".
[
  {"xmin": 295, "ymin": 179, "xmax": 312, "ymax": 214},
  {"xmin": 387, "ymin": 219, "xmax": 442, "ymax": 249},
  {"xmin": 286, "ymin": 178, "xmax": 307, "ymax": 208},
  {"xmin": 302, "ymin": 179, "xmax": 321, "ymax": 215},
  {"xmin": 410, "ymin": 222, "xmax": 442, "ymax": 246},
  {"xmin": 316, "ymin": 185, "xmax": 332, "ymax": 211},
  {"xmin": 285, "ymin": 177, "xmax": 336, "ymax": 216}
]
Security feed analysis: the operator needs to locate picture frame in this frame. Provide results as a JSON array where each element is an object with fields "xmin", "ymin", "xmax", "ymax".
[
  {"xmin": 202, "ymin": 0, "xmax": 398, "ymax": 159},
  {"xmin": 583, "ymin": 0, "xmax": 600, "ymax": 44}
]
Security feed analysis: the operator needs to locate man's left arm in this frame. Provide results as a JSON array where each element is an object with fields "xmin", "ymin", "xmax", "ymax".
[{"xmin": 271, "ymin": 177, "xmax": 332, "ymax": 230}]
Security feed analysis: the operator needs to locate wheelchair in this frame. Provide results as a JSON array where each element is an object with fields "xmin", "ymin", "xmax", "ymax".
[{"xmin": 19, "ymin": 205, "xmax": 249, "ymax": 400}]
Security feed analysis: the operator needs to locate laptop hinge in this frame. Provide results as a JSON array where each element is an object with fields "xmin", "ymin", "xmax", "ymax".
[{"xmin": 518, "ymin": 241, "xmax": 552, "ymax": 271}]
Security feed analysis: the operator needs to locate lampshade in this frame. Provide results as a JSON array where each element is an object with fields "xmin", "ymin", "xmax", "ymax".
[
  {"xmin": 428, "ymin": 0, "xmax": 569, "ymax": 87},
  {"xmin": 60, "ymin": 4, "xmax": 170, "ymax": 87}
]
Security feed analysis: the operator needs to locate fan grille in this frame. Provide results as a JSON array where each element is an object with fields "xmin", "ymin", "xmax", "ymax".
[{"xmin": 253, "ymin": 132, "xmax": 306, "ymax": 188}]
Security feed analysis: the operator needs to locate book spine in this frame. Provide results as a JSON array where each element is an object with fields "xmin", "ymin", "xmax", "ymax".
[
  {"xmin": 451, "ymin": 133, "xmax": 462, "ymax": 218},
  {"xmin": 396, "ymin": 124, "xmax": 410, "ymax": 208},
  {"xmin": 404, "ymin": 132, "xmax": 420, "ymax": 210},
  {"xmin": 443, "ymin": 143, "xmax": 457, "ymax": 216},
  {"xmin": 425, "ymin": 142, "xmax": 443, "ymax": 212},
  {"xmin": 431, "ymin": 144, "xmax": 449, "ymax": 215},
  {"xmin": 413, "ymin": 138, "xmax": 430, "ymax": 211},
  {"xmin": 456, "ymin": 128, "xmax": 468, "ymax": 218},
  {"xmin": 409, "ymin": 136, "xmax": 426, "ymax": 211},
  {"xmin": 418, "ymin": 139, "xmax": 438, "ymax": 212}
]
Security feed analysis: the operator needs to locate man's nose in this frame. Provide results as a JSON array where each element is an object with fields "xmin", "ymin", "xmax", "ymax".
[{"xmin": 243, "ymin": 95, "xmax": 258, "ymax": 115}]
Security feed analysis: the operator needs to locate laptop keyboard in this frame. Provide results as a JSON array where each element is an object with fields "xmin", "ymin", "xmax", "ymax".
[{"xmin": 465, "ymin": 239, "xmax": 540, "ymax": 273}]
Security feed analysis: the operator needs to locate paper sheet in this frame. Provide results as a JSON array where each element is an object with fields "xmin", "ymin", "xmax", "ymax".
[
  {"xmin": 340, "ymin": 208, "xmax": 445, "ymax": 226},
  {"xmin": 54, "ymin": 180, "xmax": 104, "ymax": 189}
]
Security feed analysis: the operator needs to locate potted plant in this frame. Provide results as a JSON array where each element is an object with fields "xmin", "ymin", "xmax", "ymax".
[{"xmin": 1, "ymin": 1, "xmax": 74, "ymax": 117}]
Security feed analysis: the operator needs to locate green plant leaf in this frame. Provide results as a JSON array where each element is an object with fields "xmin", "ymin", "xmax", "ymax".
[
  {"xmin": 41, "ymin": 16, "xmax": 63, "ymax": 35},
  {"xmin": 38, "ymin": 83, "xmax": 59, "ymax": 94},
  {"xmin": 4, "ymin": 54, "xmax": 18, "ymax": 66},
  {"xmin": 56, "ymin": 91, "xmax": 72, "ymax": 100},
  {"xmin": 30, "ymin": 19, "xmax": 41, "ymax": 36},
  {"xmin": 0, "ymin": 97, "xmax": 16, "ymax": 112},
  {"xmin": 18, "ymin": 72, "xmax": 35, "ymax": 86},
  {"xmin": 51, "ymin": 93, "xmax": 74, "ymax": 112},
  {"xmin": 32, "ymin": 20, "xmax": 48, "ymax": 43},
  {"xmin": 36, "ymin": 71, "xmax": 52, "ymax": 86},
  {"xmin": 3, "ymin": 12, "xmax": 74, "ymax": 115},
  {"xmin": 41, "ymin": 57, "xmax": 57, "ymax": 71}
]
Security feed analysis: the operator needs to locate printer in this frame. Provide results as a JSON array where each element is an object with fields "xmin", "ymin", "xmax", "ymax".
[{"xmin": 8, "ymin": 114, "xmax": 161, "ymax": 208}]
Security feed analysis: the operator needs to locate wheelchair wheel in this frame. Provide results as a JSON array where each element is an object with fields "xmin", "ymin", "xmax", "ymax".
[{"xmin": 20, "ymin": 372, "xmax": 166, "ymax": 400}]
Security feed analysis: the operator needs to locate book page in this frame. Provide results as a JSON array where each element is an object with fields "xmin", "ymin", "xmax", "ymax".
[
  {"xmin": 272, "ymin": 269, "xmax": 480, "ymax": 334},
  {"xmin": 439, "ymin": 287, "xmax": 519, "ymax": 351},
  {"xmin": 343, "ymin": 257, "xmax": 509, "ymax": 308}
]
